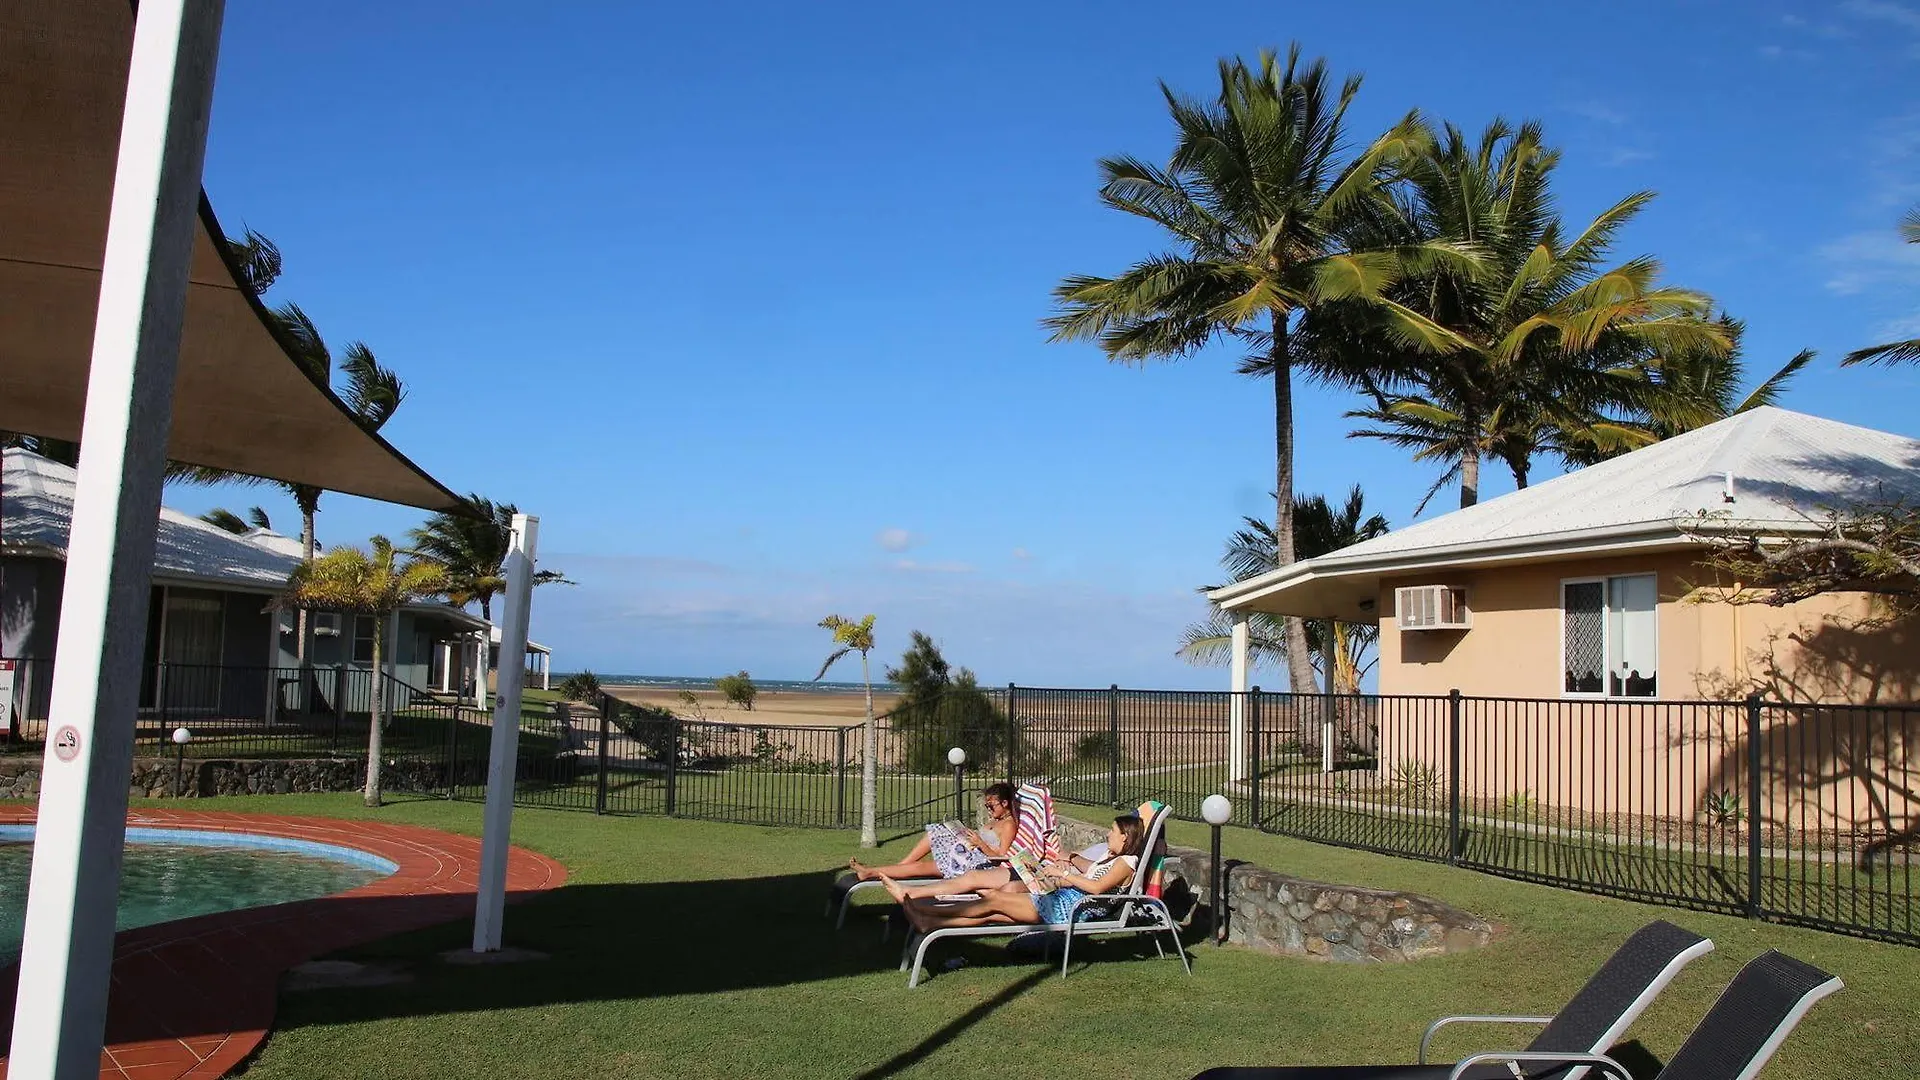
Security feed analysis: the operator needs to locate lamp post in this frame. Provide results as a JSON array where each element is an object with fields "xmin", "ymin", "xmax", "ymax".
[
  {"xmin": 948, "ymin": 746, "xmax": 967, "ymax": 820},
  {"xmin": 171, "ymin": 727, "xmax": 192, "ymax": 798},
  {"xmin": 1201, "ymin": 793, "xmax": 1233, "ymax": 945}
]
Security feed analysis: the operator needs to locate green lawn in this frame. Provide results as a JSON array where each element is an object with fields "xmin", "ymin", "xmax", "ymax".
[{"xmin": 43, "ymin": 793, "xmax": 1911, "ymax": 1080}]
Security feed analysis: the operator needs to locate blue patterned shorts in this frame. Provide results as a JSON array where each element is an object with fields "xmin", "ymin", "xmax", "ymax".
[{"xmin": 1034, "ymin": 886, "xmax": 1091, "ymax": 924}]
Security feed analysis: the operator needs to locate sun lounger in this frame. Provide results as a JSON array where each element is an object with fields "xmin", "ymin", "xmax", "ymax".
[
  {"xmin": 1189, "ymin": 949, "xmax": 1837, "ymax": 1080},
  {"xmin": 898, "ymin": 802, "xmax": 1189, "ymax": 987},
  {"xmin": 831, "ymin": 780, "xmax": 1059, "ymax": 930},
  {"xmin": 1188, "ymin": 919, "xmax": 1725, "ymax": 1079}
]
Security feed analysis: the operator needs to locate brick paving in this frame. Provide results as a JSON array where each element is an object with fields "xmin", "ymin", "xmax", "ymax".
[{"xmin": 0, "ymin": 807, "xmax": 567, "ymax": 1079}]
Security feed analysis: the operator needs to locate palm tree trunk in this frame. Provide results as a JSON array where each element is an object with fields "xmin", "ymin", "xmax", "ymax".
[
  {"xmin": 295, "ymin": 509, "xmax": 316, "ymax": 667},
  {"xmin": 859, "ymin": 650, "xmax": 877, "ymax": 848},
  {"xmin": 1272, "ymin": 313, "xmax": 1319, "ymax": 697},
  {"xmin": 1460, "ymin": 452, "xmax": 1480, "ymax": 508},
  {"xmin": 365, "ymin": 624, "xmax": 385, "ymax": 807}
]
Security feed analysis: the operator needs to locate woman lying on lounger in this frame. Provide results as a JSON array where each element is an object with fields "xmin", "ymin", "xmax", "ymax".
[
  {"xmin": 848, "ymin": 782, "xmax": 1019, "ymax": 882},
  {"xmin": 878, "ymin": 814, "xmax": 1144, "ymax": 932}
]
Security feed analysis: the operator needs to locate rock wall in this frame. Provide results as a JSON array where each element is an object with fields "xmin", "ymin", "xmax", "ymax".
[
  {"xmin": 1058, "ymin": 813, "xmax": 1493, "ymax": 962},
  {"xmin": 1, "ymin": 756, "xmax": 487, "ymax": 801}
]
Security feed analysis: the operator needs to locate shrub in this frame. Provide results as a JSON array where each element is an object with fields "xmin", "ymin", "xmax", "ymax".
[
  {"xmin": 1703, "ymin": 789, "xmax": 1744, "ymax": 827},
  {"xmin": 1391, "ymin": 758, "xmax": 1440, "ymax": 804},
  {"xmin": 1074, "ymin": 730, "xmax": 1119, "ymax": 764},
  {"xmin": 558, "ymin": 670, "xmax": 602, "ymax": 703},
  {"xmin": 612, "ymin": 701, "xmax": 681, "ymax": 763},
  {"xmin": 714, "ymin": 670, "xmax": 757, "ymax": 710},
  {"xmin": 882, "ymin": 632, "xmax": 1009, "ymax": 774}
]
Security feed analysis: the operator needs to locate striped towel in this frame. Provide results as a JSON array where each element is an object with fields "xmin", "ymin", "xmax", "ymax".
[
  {"xmin": 1134, "ymin": 799, "xmax": 1169, "ymax": 899},
  {"xmin": 1012, "ymin": 782, "xmax": 1059, "ymax": 860}
]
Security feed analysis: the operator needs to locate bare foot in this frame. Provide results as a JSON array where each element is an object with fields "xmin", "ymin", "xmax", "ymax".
[
  {"xmin": 877, "ymin": 873, "xmax": 910, "ymax": 904},
  {"xmin": 849, "ymin": 858, "xmax": 873, "ymax": 881}
]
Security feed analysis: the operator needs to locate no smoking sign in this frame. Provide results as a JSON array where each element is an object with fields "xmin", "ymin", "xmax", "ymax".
[{"xmin": 51, "ymin": 724, "xmax": 82, "ymax": 763}]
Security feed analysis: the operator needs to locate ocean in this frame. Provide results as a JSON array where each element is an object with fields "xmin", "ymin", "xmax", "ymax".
[{"xmin": 598, "ymin": 674, "xmax": 900, "ymax": 695}]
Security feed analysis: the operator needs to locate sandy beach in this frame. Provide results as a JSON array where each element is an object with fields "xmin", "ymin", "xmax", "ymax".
[{"xmin": 605, "ymin": 685, "xmax": 901, "ymax": 729}]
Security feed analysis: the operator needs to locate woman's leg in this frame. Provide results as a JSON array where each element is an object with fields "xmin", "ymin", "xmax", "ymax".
[
  {"xmin": 881, "ymin": 875, "xmax": 1039, "ymax": 930},
  {"xmin": 900, "ymin": 865, "xmax": 1011, "ymax": 899},
  {"xmin": 849, "ymin": 831, "xmax": 941, "ymax": 880}
]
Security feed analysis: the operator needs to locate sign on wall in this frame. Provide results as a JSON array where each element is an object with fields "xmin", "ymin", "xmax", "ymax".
[{"xmin": 0, "ymin": 658, "xmax": 15, "ymax": 736}]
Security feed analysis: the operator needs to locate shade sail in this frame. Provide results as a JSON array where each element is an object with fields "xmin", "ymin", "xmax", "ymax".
[{"xmin": 0, "ymin": 0, "xmax": 461, "ymax": 512}]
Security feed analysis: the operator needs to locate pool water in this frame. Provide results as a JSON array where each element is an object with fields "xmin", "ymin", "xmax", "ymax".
[{"xmin": 1, "ymin": 828, "xmax": 393, "ymax": 966}]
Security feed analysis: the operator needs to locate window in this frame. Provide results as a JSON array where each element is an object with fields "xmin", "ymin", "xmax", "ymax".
[
  {"xmin": 353, "ymin": 616, "xmax": 378, "ymax": 665},
  {"xmin": 1562, "ymin": 575, "xmax": 1657, "ymax": 697}
]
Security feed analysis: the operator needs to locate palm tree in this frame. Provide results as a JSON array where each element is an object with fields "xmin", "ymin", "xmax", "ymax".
[
  {"xmin": 276, "ymin": 537, "xmax": 446, "ymax": 806},
  {"xmin": 815, "ymin": 613, "xmax": 879, "ymax": 847},
  {"xmin": 1548, "ymin": 317, "xmax": 1812, "ymax": 467},
  {"xmin": 173, "ymin": 302, "xmax": 405, "ymax": 664},
  {"xmin": 226, "ymin": 227, "xmax": 283, "ymax": 297},
  {"xmin": 200, "ymin": 506, "xmax": 273, "ymax": 535},
  {"xmin": 1047, "ymin": 45, "xmax": 1466, "ymax": 696},
  {"xmin": 1314, "ymin": 120, "xmax": 1733, "ymax": 507},
  {"xmin": 1842, "ymin": 205, "xmax": 1920, "ymax": 367},
  {"xmin": 407, "ymin": 495, "xmax": 571, "ymax": 622},
  {"xmin": 1179, "ymin": 486, "xmax": 1389, "ymax": 693}
]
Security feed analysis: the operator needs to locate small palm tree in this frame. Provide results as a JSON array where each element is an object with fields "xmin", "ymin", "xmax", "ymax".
[
  {"xmin": 1180, "ymin": 486, "xmax": 1389, "ymax": 693},
  {"xmin": 1048, "ymin": 45, "xmax": 1464, "ymax": 697},
  {"xmin": 815, "ymin": 614, "xmax": 880, "ymax": 847},
  {"xmin": 407, "ymin": 495, "xmax": 571, "ymax": 621},
  {"xmin": 1842, "ymin": 205, "xmax": 1920, "ymax": 368},
  {"xmin": 200, "ymin": 506, "xmax": 273, "ymax": 535},
  {"xmin": 276, "ymin": 537, "xmax": 446, "ymax": 807}
]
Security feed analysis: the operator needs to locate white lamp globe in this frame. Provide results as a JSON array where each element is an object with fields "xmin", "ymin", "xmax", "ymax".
[
  {"xmin": 1201, "ymin": 793, "xmax": 1233, "ymax": 826},
  {"xmin": 947, "ymin": 746, "xmax": 967, "ymax": 767},
  {"xmin": 171, "ymin": 727, "xmax": 192, "ymax": 746}
]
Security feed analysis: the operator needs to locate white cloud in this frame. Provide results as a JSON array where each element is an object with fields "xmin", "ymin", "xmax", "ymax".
[
  {"xmin": 875, "ymin": 527, "xmax": 919, "ymax": 552},
  {"xmin": 1842, "ymin": 0, "xmax": 1920, "ymax": 33},
  {"xmin": 891, "ymin": 559, "xmax": 976, "ymax": 574},
  {"xmin": 1820, "ymin": 229, "xmax": 1920, "ymax": 293},
  {"xmin": 1011, "ymin": 547, "xmax": 1032, "ymax": 560},
  {"xmin": 1564, "ymin": 101, "xmax": 1628, "ymax": 126},
  {"xmin": 1604, "ymin": 147, "xmax": 1656, "ymax": 167},
  {"xmin": 1875, "ymin": 311, "xmax": 1920, "ymax": 340}
]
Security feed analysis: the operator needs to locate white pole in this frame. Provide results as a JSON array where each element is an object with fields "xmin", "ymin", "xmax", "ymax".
[
  {"xmin": 1228, "ymin": 611, "xmax": 1250, "ymax": 782},
  {"xmin": 9, "ymin": 3, "xmax": 226, "ymax": 1075},
  {"xmin": 473, "ymin": 514, "xmax": 538, "ymax": 952}
]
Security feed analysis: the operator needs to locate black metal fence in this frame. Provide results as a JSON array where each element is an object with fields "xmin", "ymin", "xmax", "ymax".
[
  {"xmin": 527, "ymin": 684, "xmax": 1917, "ymax": 948},
  {"xmin": 5, "ymin": 658, "xmax": 1915, "ymax": 947}
]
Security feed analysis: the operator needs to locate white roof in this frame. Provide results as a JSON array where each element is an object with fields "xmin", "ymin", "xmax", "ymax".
[
  {"xmin": 1334, "ymin": 406, "xmax": 1920, "ymax": 561},
  {"xmin": 1213, "ymin": 407, "xmax": 1920, "ymax": 616},
  {"xmin": 490, "ymin": 622, "xmax": 550, "ymax": 654},
  {"xmin": 4, "ymin": 447, "xmax": 300, "ymax": 589}
]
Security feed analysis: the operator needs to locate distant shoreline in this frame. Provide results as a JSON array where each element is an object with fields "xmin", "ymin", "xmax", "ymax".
[
  {"xmin": 604, "ymin": 682, "xmax": 900, "ymax": 729},
  {"xmin": 597, "ymin": 674, "xmax": 902, "ymax": 696}
]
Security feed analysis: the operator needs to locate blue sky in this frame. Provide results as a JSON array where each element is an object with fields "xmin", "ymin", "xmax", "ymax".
[{"xmin": 169, "ymin": 0, "xmax": 1920, "ymax": 689}]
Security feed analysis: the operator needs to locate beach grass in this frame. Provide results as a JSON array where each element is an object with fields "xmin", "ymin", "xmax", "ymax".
[{"xmin": 78, "ymin": 793, "xmax": 1917, "ymax": 1080}]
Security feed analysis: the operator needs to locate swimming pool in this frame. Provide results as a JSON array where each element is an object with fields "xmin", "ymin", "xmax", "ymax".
[{"xmin": 0, "ymin": 825, "xmax": 397, "ymax": 965}]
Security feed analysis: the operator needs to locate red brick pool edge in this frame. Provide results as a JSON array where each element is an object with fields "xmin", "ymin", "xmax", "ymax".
[{"xmin": 0, "ymin": 808, "xmax": 568, "ymax": 1080}]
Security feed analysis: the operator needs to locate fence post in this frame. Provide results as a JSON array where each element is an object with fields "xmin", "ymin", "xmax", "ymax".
[
  {"xmin": 665, "ymin": 715, "xmax": 679, "ymax": 816},
  {"xmin": 595, "ymin": 694, "xmax": 612, "ymax": 815},
  {"xmin": 1447, "ymin": 689, "xmax": 1463, "ymax": 866},
  {"xmin": 1249, "ymin": 687, "xmax": 1262, "ymax": 830},
  {"xmin": 444, "ymin": 702, "xmax": 459, "ymax": 801},
  {"xmin": 1745, "ymin": 693, "xmax": 1763, "ymax": 920},
  {"xmin": 836, "ymin": 726, "xmax": 849, "ymax": 827},
  {"xmin": 1108, "ymin": 683, "xmax": 1121, "ymax": 808},
  {"xmin": 1005, "ymin": 682, "xmax": 1017, "ymax": 785}
]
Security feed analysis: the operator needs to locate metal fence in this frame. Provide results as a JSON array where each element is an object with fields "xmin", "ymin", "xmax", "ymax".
[
  {"xmin": 5, "ymin": 658, "xmax": 1915, "ymax": 947},
  {"xmin": 535, "ymin": 684, "xmax": 1918, "ymax": 948}
]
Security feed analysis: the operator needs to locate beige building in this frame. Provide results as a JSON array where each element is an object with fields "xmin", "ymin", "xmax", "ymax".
[
  {"xmin": 1211, "ymin": 407, "xmax": 1918, "ymax": 705},
  {"xmin": 1208, "ymin": 408, "xmax": 1919, "ymax": 832}
]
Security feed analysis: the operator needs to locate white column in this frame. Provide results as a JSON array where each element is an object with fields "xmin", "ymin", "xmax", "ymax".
[
  {"xmin": 9, "ymin": 3, "xmax": 226, "ymax": 1076},
  {"xmin": 1228, "ymin": 611, "xmax": 1250, "ymax": 782},
  {"xmin": 474, "ymin": 514, "xmax": 538, "ymax": 952},
  {"xmin": 541, "ymin": 652, "xmax": 551, "ymax": 691},
  {"xmin": 472, "ymin": 631, "xmax": 489, "ymax": 712}
]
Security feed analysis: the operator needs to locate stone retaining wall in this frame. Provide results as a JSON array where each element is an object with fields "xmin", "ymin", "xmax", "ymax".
[
  {"xmin": 0, "ymin": 757, "xmax": 488, "ymax": 801},
  {"xmin": 1058, "ymin": 814, "xmax": 1493, "ymax": 962}
]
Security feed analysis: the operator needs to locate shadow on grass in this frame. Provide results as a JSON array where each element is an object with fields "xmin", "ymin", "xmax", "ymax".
[{"xmin": 0, "ymin": 868, "xmax": 1198, "ymax": 1055}]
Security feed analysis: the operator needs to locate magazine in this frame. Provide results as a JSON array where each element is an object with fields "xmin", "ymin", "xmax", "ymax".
[{"xmin": 1007, "ymin": 849, "xmax": 1057, "ymax": 895}]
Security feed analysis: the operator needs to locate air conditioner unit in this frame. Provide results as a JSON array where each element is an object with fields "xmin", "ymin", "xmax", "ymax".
[
  {"xmin": 1396, "ymin": 585, "xmax": 1470, "ymax": 631},
  {"xmin": 312, "ymin": 612, "xmax": 342, "ymax": 637}
]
